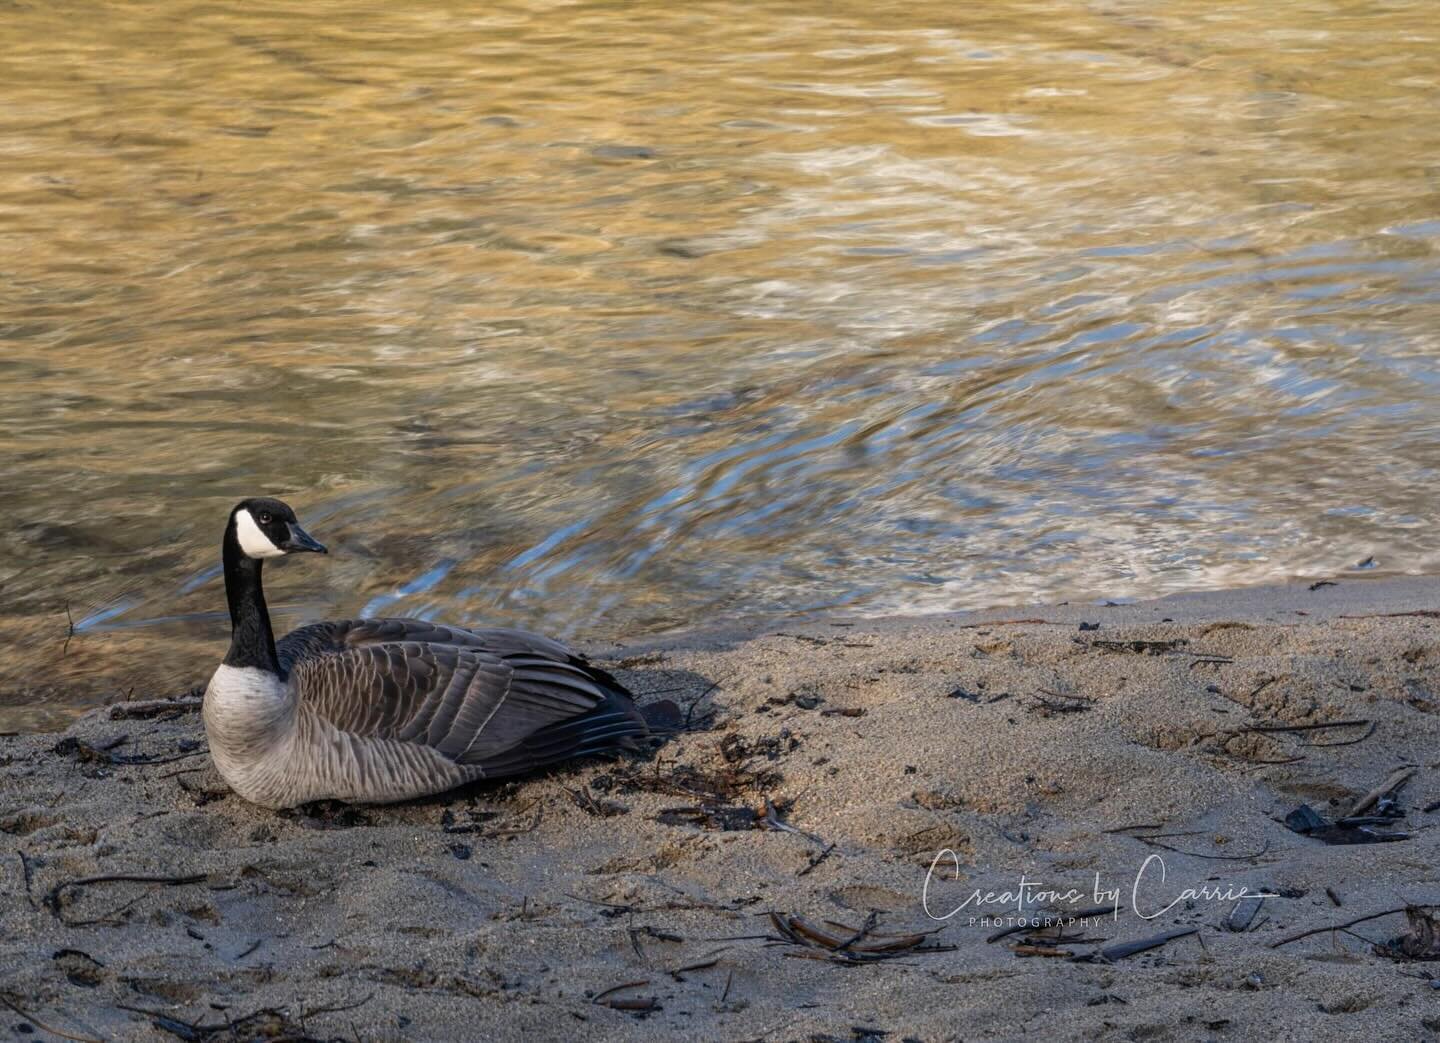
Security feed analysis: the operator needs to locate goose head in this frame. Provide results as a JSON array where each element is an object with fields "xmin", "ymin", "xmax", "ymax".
[{"xmin": 228, "ymin": 497, "xmax": 327, "ymax": 560}]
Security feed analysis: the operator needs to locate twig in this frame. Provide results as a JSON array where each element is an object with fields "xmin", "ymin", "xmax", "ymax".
[
  {"xmin": 45, "ymin": 873, "xmax": 207, "ymax": 922},
  {"xmin": 1014, "ymin": 944, "xmax": 1074, "ymax": 957},
  {"xmin": 1243, "ymin": 719, "xmax": 1370, "ymax": 734},
  {"xmin": 565, "ymin": 892, "xmax": 636, "ymax": 915},
  {"xmin": 116, "ymin": 1003, "xmax": 287, "ymax": 1039},
  {"xmin": 957, "ymin": 618, "xmax": 1054, "ymax": 628},
  {"xmin": 835, "ymin": 911, "xmax": 881, "ymax": 951},
  {"xmin": 0, "ymin": 995, "xmax": 101, "ymax": 1043},
  {"xmin": 1125, "ymin": 830, "xmax": 1205, "ymax": 840},
  {"xmin": 1269, "ymin": 906, "xmax": 1416, "ymax": 948},
  {"xmin": 591, "ymin": 980, "xmax": 656, "ymax": 1012},
  {"xmin": 1345, "ymin": 768, "xmax": 1415, "ymax": 819},
  {"xmin": 683, "ymin": 680, "xmax": 720, "ymax": 731},
  {"xmin": 1132, "ymin": 836, "xmax": 1271, "ymax": 862},
  {"xmin": 1304, "ymin": 722, "xmax": 1376, "ymax": 748},
  {"xmin": 303, "ymin": 992, "xmax": 374, "ymax": 1019},
  {"xmin": 761, "ymin": 798, "xmax": 826, "ymax": 846},
  {"xmin": 19, "ymin": 851, "xmax": 37, "ymax": 909},
  {"xmin": 764, "ymin": 912, "xmax": 953, "ymax": 963},
  {"xmin": 1074, "ymin": 927, "xmax": 1199, "ymax": 963},
  {"xmin": 667, "ymin": 948, "xmax": 730, "ymax": 979},
  {"xmin": 1247, "ymin": 676, "xmax": 1278, "ymax": 700},
  {"xmin": 797, "ymin": 843, "xmax": 837, "ymax": 877},
  {"xmin": 1030, "ymin": 691, "xmax": 1093, "ymax": 715},
  {"xmin": 122, "ymin": 749, "xmax": 209, "ymax": 767},
  {"xmin": 1337, "ymin": 611, "xmax": 1440, "ymax": 620}
]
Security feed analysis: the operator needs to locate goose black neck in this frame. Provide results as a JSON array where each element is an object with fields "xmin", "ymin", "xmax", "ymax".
[{"xmin": 222, "ymin": 524, "xmax": 280, "ymax": 674}]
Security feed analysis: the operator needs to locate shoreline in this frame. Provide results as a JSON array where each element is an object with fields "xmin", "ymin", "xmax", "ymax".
[
  {"xmin": 7, "ymin": 570, "xmax": 1440, "ymax": 736},
  {"xmin": 3, "ymin": 577, "xmax": 1439, "ymax": 1040},
  {"xmin": 610, "ymin": 571, "xmax": 1440, "ymax": 657}
]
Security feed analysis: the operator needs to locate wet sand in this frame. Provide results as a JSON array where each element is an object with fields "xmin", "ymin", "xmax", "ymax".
[{"xmin": 3, "ymin": 578, "xmax": 1439, "ymax": 1041}]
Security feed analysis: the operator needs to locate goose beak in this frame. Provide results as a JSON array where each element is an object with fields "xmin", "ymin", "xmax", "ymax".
[{"xmin": 281, "ymin": 521, "xmax": 328, "ymax": 555}]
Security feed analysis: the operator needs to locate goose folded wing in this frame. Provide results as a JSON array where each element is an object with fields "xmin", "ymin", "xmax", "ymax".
[
  {"xmin": 289, "ymin": 640, "xmax": 611, "ymax": 764},
  {"xmin": 279, "ymin": 617, "xmax": 585, "ymax": 667}
]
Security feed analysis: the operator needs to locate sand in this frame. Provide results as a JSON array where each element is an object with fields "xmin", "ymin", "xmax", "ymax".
[{"xmin": 3, "ymin": 577, "xmax": 1439, "ymax": 1042}]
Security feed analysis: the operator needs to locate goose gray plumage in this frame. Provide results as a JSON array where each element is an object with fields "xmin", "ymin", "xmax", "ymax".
[{"xmin": 202, "ymin": 497, "xmax": 656, "ymax": 809}]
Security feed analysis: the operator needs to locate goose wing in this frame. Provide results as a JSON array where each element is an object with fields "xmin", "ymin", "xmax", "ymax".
[{"xmin": 276, "ymin": 618, "xmax": 645, "ymax": 767}]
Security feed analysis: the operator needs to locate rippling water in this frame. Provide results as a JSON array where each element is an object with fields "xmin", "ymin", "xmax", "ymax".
[{"xmin": 3, "ymin": 1, "xmax": 1439, "ymax": 727}]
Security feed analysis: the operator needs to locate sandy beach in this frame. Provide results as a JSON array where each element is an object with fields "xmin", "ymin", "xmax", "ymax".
[{"xmin": 3, "ymin": 577, "xmax": 1439, "ymax": 1042}]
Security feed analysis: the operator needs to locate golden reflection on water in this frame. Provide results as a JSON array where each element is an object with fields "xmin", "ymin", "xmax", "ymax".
[{"xmin": 2, "ymin": 1, "xmax": 1439, "ymax": 727}]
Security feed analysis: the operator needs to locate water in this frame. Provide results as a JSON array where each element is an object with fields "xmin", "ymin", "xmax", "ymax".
[{"xmin": 3, "ymin": 1, "xmax": 1438, "ymax": 728}]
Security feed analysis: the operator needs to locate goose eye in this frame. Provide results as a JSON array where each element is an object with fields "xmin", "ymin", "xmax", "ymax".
[{"xmin": 259, "ymin": 512, "xmax": 272, "ymax": 524}]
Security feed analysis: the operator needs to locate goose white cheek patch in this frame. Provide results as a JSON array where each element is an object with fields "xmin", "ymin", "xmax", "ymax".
[{"xmin": 235, "ymin": 509, "xmax": 284, "ymax": 558}]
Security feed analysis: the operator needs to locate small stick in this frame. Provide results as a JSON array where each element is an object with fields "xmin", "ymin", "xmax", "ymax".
[
  {"xmin": 0, "ymin": 996, "xmax": 100, "ymax": 1043},
  {"xmin": 303, "ymin": 992, "xmax": 374, "ymax": 1019},
  {"xmin": 1132, "ymin": 836, "xmax": 1271, "ymax": 862},
  {"xmin": 957, "ymin": 618, "xmax": 1054, "ymax": 628},
  {"xmin": 592, "ymin": 980, "xmax": 653, "ymax": 1005},
  {"xmin": 1337, "ymin": 610, "xmax": 1440, "ymax": 620},
  {"xmin": 1345, "ymin": 767, "xmax": 1414, "ymax": 818},
  {"xmin": 1014, "ymin": 943, "xmax": 1073, "ymax": 957},
  {"xmin": 45, "ymin": 872, "xmax": 207, "ymax": 920},
  {"xmin": 565, "ymin": 892, "xmax": 636, "ymax": 915},
  {"xmin": 120, "ymin": 749, "xmax": 210, "ymax": 767},
  {"xmin": 1326, "ymin": 887, "xmax": 1342, "ymax": 908},
  {"xmin": 117, "ymin": 1003, "xmax": 290, "ymax": 1037},
  {"xmin": 683, "ymin": 680, "xmax": 721, "ymax": 731},
  {"xmin": 67, "ymin": 892, "xmax": 148, "ymax": 928},
  {"xmin": 19, "ymin": 851, "xmax": 37, "ymax": 908},
  {"xmin": 1269, "ymin": 906, "xmax": 1416, "ymax": 948},
  {"xmin": 1247, "ymin": 676, "xmax": 1279, "ymax": 700},
  {"xmin": 834, "ymin": 911, "xmax": 880, "ymax": 952},
  {"xmin": 668, "ymin": 948, "xmax": 730, "ymax": 978},
  {"xmin": 1243, "ymin": 719, "xmax": 1370, "ymax": 734},
  {"xmin": 797, "ymin": 842, "xmax": 837, "ymax": 877},
  {"xmin": 1075, "ymin": 927, "xmax": 1199, "ymax": 963},
  {"xmin": 1304, "ymin": 722, "xmax": 1376, "ymax": 748},
  {"xmin": 1128, "ymin": 830, "xmax": 1206, "ymax": 840},
  {"xmin": 762, "ymin": 798, "xmax": 826, "ymax": 846},
  {"xmin": 776, "ymin": 632, "xmax": 831, "ymax": 646}
]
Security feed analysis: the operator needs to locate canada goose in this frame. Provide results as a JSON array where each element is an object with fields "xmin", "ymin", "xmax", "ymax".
[{"xmin": 203, "ymin": 497, "xmax": 656, "ymax": 809}]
